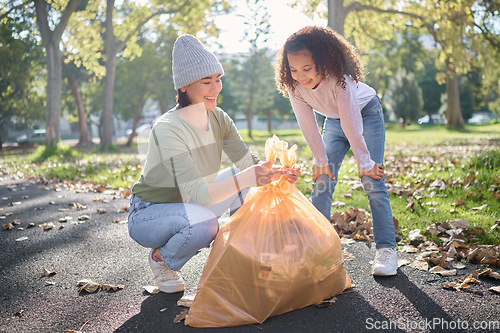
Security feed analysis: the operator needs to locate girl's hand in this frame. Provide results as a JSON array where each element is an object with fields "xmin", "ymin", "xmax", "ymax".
[
  {"xmin": 279, "ymin": 164, "xmax": 301, "ymax": 184},
  {"xmin": 312, "ymin": 164, "xmax": 335, "ymax": 182},
  {"xmin": 359, "ymin": 163, "xmax": 384, "ymax": 180}
]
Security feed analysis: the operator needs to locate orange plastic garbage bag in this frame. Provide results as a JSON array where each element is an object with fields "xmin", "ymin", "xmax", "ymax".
[{"xmin": 185, "ymin": 135, "xmax": 351, "ymax": 328}]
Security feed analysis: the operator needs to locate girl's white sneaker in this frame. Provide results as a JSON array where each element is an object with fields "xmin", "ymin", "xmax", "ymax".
[{"xmin": 372, "ymin": 248, "xmax": 398, "ymax": 276}]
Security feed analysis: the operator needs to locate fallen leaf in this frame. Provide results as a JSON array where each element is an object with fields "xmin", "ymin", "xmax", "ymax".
[
  {"xmin": 39, "ymin": 222, "xmax": 55, "ymax": 230},
  {"xmin": 118, "ymin": 206, "xmax": 129, "ymax": 213},
  {"xmin": 489, "ymin": 286, "xmax": 500, "ymax": 293},
  {"xmin": 100, "ymin": 283, "xmax": 125, "ymax": 291},
  {"xmin": 400, "ymin": 245, "xmax": 419, "ymax": 253},
  {"xmin": 340, "ymin": 237, "xmax": 355, "ymax": 245},
  {"xmin": 177, "ymin": 294, "xmax": 196, "ymax": 308},
  {"xmin": 78, "ymin": 279, "xmax": 100, "ymax": 293},
  {"xmin": 471, "ymin": 204, "xmax": 488, "ymax": 211},
  {"xmin": 15, "ymin": 309, "xmax": 24, "ymax": 317},
  {"xmin": 143, "ymin": 285, "xmax": 160, "ymax": 294},
  {"xmin": 97, "ymin": 208, "xmax": 107, "ymax": 214},
  {"xmin": 78, "ymin": 215, "xmax": 90, "ymax": 221},
  {"xmin": 160, "ymin": 308, "xmax": 168, "ymax": 312},
  {"xmin": 429, "ymin": 266, "xmax": 457, "ymax": 276},
  {"xmin": 173, "ymin": 309, "xmax": 189, "ymax": 323},
  {"xmin": 2, "ymin": 222, "xmax": 14, "ymax": 230},
  {"xmin": 398, "ymin": 258, "xmax": 412, "ymax": 267},
  {"xmin": 45, "ymin": 281, "xmax": 56, "ymax": 286},
  {"xmin": 69, "ymin": 202, "xmax": 87, "ymax": 210},
  {"xmin": 442, "ymin": 274, "xmax": 481, "ymax": 291},
  {"xmin": 409, "ymin": 259, "xmax": 428, "ymax": 271},
  {"xmin": 15, "ymin": 236, "xmax": 28, "ymax": 242},
  {"xmin": 315, "ymin": 297, "xmax": 337, "ymax": 307},
  {"xmin": 453, "ymin": 199, "xmax": 466, "ymax": 207},
  {"xmin": 43, "ymin": 268, "xmax": 58, "ymax": 277},
  {"xmin": 474, "ymin": 268, "xmax": 500, "ymax": 280},
  {"xmin": 451, "ymin": 262, "xmax": 466, "ymax": 269},
  {"xmin": 78, "ymin": 279, "xmax": 124, "ymax": 294}
]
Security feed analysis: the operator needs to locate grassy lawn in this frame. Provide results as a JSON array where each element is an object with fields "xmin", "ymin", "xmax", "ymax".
[{"xmin": 1, "ymin": 123, "xmax": 499, "ymax": 245}]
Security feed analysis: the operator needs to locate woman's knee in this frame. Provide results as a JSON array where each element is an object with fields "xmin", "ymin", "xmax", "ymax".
[{"xmin": 197, "ymin": 216, "xmax": 219, "ymax": 247}]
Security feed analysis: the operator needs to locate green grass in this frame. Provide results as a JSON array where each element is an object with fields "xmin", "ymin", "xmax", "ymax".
[{"xmin": 1, "ymin": 123, "xmax": 499, "ymax": 244}]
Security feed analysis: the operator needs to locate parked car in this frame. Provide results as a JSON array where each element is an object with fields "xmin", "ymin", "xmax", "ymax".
[
  {"xmin": 126, "ymin": 123, "xmax": 152, "ymax": 137},
  {"xmin": 417, "ymin": 114, "xmax": 447, "ymax": 125},
  {"xmin": 468, "ymin": 112, "xmax": 497, "ymax": 124},
  {"xmin": 16, "ymin": 129, "xmax": 46, "ymax": 144}
]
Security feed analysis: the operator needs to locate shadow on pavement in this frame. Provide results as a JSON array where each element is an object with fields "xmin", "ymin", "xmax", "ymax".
[
  {"xmin": 374, "ymin": 272, "xmax": 462, "ymax": 332},
  {"xmin": 115, "ymin": 288, "xmax": 403, "ymax": 333}
]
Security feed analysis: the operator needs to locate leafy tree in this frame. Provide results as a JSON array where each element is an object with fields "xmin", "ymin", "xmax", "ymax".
[
  {"xmin": 290, "ymin": 0, "xmax": 499, "ymax": 130},
  {"xmin": 384, "ymin": 67, "xmax": 424, "ymax": 124},
  {"xmin": 114, "ymin": 38, "xmax": 173, "ymax": 147},
  {"xmin": 218, "ymin": 58, "xmax": 245, "ymax": 119},
  {"xmin": 0, "ymin": 10, "xmax": 45, "ymax": 147},
  {"xmin": 238, "ymin": 0, "xmax": 272, "ymax": 138},
  {"xmin": 34, "ymin": 0, "xmax": 84, "ymax": 146}
]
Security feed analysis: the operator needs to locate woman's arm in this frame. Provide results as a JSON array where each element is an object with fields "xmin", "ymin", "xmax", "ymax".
[{"xmin": 206, "ymin": 160, "xmax": 298, "ymax": 203}]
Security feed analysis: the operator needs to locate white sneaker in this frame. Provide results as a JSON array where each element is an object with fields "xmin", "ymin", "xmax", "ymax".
[
  {"xmin": 148, "ymin": 249, "xmax": 185, "ymax": 293},
  {"xmin": 372, "ymin": 248, "xmax": 398, "ymax": 276}
]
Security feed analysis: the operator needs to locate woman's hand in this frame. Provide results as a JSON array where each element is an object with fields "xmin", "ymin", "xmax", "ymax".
[
  {"xmin": 278, "ymin": 164, "xmax": 301, "ymax": 184},
  {"xmin": 312, "ymin": 164, "xmax": 335, "ymax": 182},
  {"xmin": 244, "ymin": 161, "xmax": 301, "ymax": 187},
  {"xmin": 359, "ymin": 163, "xmax": 384, "ymax": 180}
]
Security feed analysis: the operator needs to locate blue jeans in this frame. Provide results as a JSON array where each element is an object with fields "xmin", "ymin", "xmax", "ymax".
[
  {"xmin": 312, "ymin": 97, "xmax": 396, "ymax": 249},
  {"xmin": 128, "ymin": 167, "xmax": 247, "ymax": 270}
]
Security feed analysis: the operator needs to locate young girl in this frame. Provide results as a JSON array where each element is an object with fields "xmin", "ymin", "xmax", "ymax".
[
  {"xmin": 275, "ymin": 26, "xmax": 397, "ymax": 276},
  {"xmin": 129, "ymin": 34, "xmax": 298, "ymax": 293}
]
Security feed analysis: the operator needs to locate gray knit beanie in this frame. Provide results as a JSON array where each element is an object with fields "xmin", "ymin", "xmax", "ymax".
[{"xmin": 172, "ymin": 34, "xmax": 224, "ymax": 90}]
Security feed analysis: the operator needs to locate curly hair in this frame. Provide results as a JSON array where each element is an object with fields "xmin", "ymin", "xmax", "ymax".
[{"xmin": 275, "ymin": 26, "xmax": 365, "ymax": 98}]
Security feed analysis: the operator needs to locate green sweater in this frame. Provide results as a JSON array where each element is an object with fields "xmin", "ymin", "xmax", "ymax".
[{"xmin": 132, "ymin": 106, "xmax": 259, "ymax": 205}]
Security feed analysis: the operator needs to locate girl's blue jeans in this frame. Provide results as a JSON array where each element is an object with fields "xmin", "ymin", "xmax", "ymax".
[
  {"xmin": 312, "ymin": 97, "xmax": 396, "ymax": 249},
  {"xmin": 128, "ymin": 167, "xmax": 246, "ymax": 271}
]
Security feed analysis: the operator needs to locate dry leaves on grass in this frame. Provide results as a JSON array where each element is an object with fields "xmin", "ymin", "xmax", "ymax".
[
  {"xmin": 77, "ymin": 279, "xmax": 124, "ymax": 294},
  {"xmin": 331, "ymin": 208, "xmax": 373, "ymax": 242}
]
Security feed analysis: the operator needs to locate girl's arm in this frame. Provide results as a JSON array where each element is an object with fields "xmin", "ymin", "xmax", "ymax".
[
  {"xmin": 335, "ymin": 78, "xmax": 375, "ymax": 173},
  {"xmin": 289, "ymin": 92, "xmax": 329, "ymax": 167}
]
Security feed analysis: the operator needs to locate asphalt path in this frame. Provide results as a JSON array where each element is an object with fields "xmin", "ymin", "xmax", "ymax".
[{"xmin": 1, "ymin": 175, "xmax": 499, "ymax": 333}]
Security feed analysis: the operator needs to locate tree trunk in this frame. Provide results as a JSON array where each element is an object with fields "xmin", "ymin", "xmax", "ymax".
[
  {"xmin": 101, "ymin": 0, "xmax": 116, "ymax": 151},
  {"xmin": 267, "ymin": 108, "xmax": 272, "ymax": 133},
  {"xmin": 126, "ymin": 84, "xmax": 147, "ymax": 147},
  {"xmin": 328, "ymin": 0, "xmax": 346, "ymax": 34},
  {"xmin": 44, "ymin": 43, "xmax": 62, "ymax": 146},
  {"xmin": 246, "ymin": 105, "xmax": 253, "ymax": 139},
  {"xmin": 65, "ymin": 67, "xmax": 92, "ymax": 146},
  {"xmin": 445, "ymin": 61, "xmax": 464, "ymax": 130}
]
